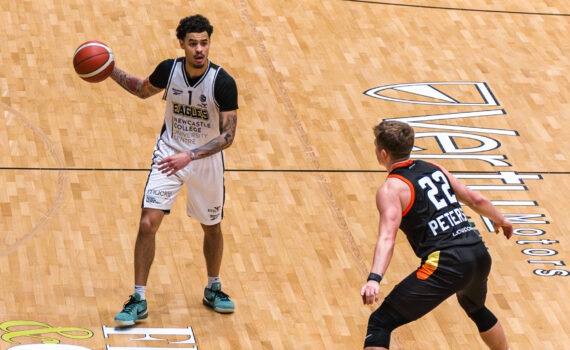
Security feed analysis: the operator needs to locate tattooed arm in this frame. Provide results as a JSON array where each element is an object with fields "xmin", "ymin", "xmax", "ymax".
[
  {"xmin": 156, "ymin": 110, "xmax": 238, "ymax": 176},
  {"xmin": 110, "ymin": 66, "xmax": 163, "ymax": 99},
  {"xmin": 192, "ymin": 110, "xmax": 237, "ymax": 158}
]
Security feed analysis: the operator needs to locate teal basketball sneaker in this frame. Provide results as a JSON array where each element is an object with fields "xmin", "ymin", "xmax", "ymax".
[
  {"xmin": 114, "ymin": 293, "xmax": 148, "ymax": 326},
  {"xmin": 203, "ymin": 282, "xmax": 234, "ymax": 313}
]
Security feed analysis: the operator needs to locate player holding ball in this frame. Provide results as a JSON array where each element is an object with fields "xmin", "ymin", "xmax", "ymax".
[{"xmin": 78, "ymin": 14, "xmax": 239, "ymax": 325}]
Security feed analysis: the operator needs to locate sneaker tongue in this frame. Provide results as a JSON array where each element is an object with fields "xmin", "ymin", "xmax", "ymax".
[
  {"xmin": 211, "ymin": 282, "xmax": 222, "ymax": 291},
  {"xmin": 123, "ymin": 294, "xmax": 138, "ymax": 308}
]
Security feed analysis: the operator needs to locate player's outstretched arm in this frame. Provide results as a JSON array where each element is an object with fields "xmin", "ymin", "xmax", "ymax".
[
  {"xmin": 439, "ymin": 166, "xmax": 513, "ymax": 239},
  {"xmin": 110, "ymin": 66, "xmax": 162, "ymax": 99}
]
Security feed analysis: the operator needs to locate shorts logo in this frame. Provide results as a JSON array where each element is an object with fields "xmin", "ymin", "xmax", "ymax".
[
  {"xmin": 145, "ymin": 189, "xmax": 175, "ymax": 204},
  {"xmin": 208, "ymin": 206, "xmax": 221, "ymax": 221},
  {"xmin": 208, "ymin": 206, "xmax": 221, "ymax": 214},
  {"xmin": 145, "ymin": 196, "xmax": 161, "ymax": 205},
  {"xmin": 147, "ymin": 189, "xmax": 174, "ymax": 197}
]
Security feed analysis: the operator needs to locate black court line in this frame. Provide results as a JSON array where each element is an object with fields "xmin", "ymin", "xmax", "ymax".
[
  {"xmin": 343, "ymin": 0, "xmax": 570, "ymax": 17},
  {"xmin": 1, "ymin": 167, "xmax": 569, "ymax": 175}
]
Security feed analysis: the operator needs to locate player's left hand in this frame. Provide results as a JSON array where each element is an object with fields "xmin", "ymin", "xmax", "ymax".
[
  {"xmin": 493, "ymin": 219, "xmax": 513, "ymax": 240},
  {"xmin": 361, "ymin": 280, "xmax": 380, "ymax": 305},
  {"xmin": 157, "ymin": 152, "xmax": 192, "ymax": 176}
]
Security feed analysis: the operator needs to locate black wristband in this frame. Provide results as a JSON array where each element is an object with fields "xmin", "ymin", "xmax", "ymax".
[{"xmin": 367, "ymin": 272, "xmax": 382, "ymax": 283}]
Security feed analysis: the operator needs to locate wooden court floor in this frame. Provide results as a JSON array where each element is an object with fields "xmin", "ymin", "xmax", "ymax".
[{"xmin": 1, "ymin": 0, "xmax": 569, "ymax": 349}]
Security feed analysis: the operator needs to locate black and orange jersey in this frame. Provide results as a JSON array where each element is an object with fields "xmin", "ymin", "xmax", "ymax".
[{"xmin": 389, "ymin": 160, "xmax": 482, "ymax": 259}]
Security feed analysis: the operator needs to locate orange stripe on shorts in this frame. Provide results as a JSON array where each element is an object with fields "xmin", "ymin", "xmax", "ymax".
[{"xmin": 417, "ymin": 250, "xmax": 440, "ymax": 280}]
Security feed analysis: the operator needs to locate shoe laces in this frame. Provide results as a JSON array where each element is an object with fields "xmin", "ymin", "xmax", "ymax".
[
  {"xmin": 212, "ymin": 289, "xmax": 230, "ymax": 301},
  {"xmin": 122, "ymin": 296, "xmax": 139, "ymax": 312}
]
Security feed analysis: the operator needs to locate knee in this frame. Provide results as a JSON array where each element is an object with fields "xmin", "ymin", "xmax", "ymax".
[
  {"xmin": 467, "ymin": 306, "xmax": 498, "ymax": 332},
  {"xmin": 364, "ymin": 323, "xmax": 391, "ymax": 349},
  {"xmin": 138, "ymin": 217, "xmax": 160, "ymax": 237},
  {"xmin": 365, "ymin": 303, "xmax": 409, "ymax": 349},
  {"xmin": 202, "ymin": 223, "xmax": 222, "ymax": 237}
]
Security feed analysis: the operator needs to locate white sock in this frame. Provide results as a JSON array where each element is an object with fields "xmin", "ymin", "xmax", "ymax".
[
  {"xmin": 134, "ymin": 285, "xmax": 146, "ymax": 300},
  {"xmin": 207, "ymin": 276, "xmax": 220, "ymax": 288}
]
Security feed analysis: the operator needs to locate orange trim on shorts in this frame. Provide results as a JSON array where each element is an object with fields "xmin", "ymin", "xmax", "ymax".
[
  {"xmin": 416, "ymin": 251, "xmax": 440, "ymax": 280},
  {"xmin": 387, "ymin": 174, "xmax": 415, "ymax": 216}
]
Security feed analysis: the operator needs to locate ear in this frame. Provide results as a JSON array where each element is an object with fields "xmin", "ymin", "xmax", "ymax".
[
  {"xmin": 380, "ymin": 148, "xmax": 393, "ymax": 166},
  {"xmin": 179, "ymin": 39, "xmax": 185, "ymax": 49}
]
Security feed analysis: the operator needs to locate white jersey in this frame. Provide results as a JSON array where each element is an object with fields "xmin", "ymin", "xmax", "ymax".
[
  {"xmin": 143, "ymin": 58, "xmax": 233, "ymax": 224},
  {"xmin": 154, "ymin": 58, "xmax": 222, "ymax": 155}
]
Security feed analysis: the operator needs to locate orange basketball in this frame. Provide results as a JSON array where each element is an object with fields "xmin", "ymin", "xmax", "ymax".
[{"xmin": 73, "ymin": 41, "xmax": 115, "ymax": 83}]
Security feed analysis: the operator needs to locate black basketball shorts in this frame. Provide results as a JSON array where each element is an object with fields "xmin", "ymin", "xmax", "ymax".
[{"xmin": 383, "ymin": 242, "xmax": 492, "ymax": 321}]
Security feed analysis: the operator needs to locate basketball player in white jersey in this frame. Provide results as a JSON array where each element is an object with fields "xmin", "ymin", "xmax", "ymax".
[{"xmin": 108, "ymin": 14, "xmax": 238, "ymax": 325}]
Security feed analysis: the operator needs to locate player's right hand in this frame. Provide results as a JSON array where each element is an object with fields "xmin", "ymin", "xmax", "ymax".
[
  {"xmin": 157, "ymin": 152, "xmax": 192, "ymax": 176},
  {"xmin": 361, "ymin": 281, "xmax": 380, "ymax": 305}
]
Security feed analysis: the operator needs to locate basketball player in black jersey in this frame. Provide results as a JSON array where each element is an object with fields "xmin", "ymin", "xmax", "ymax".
[{"xmin": 361, "ymin": 121, "xmax": 512, "ymax": 349}]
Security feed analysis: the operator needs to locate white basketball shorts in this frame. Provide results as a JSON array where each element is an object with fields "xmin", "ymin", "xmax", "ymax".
[{"xmin": 142, "ymin": 151, "xmax": 225, "ymax": 225}]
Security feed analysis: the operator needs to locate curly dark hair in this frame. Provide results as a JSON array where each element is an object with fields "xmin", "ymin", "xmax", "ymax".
[{"xmin": 176, "ymin": 14, "xmax": 214, "ymax": 40}]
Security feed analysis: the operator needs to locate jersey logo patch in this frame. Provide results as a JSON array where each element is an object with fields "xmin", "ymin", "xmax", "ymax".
[{"xmin": 173, "ymin": 103, "xmax": 209, "ymax": 120}]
